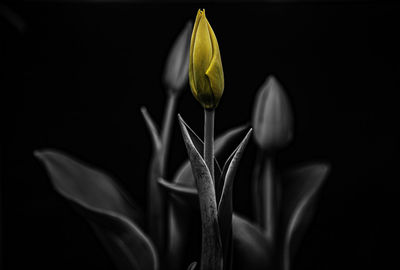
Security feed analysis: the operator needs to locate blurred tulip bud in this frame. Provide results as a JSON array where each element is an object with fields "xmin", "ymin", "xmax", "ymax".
[
  {"xmin": 164, "ymin": 21, "xmax": 193, "ymax": 95},
  {"xmin": 252, "ymin": 76, "xmax": 293, "ymax": 151},
  {"xmin": 189, "ymin": 9, "xmax": 224, "ymax": 109}
]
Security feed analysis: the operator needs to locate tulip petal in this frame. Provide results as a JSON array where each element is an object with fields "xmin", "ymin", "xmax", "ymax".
[
  {"xmin": 34, "ymin": 150, "xmax": 158, "ymax": 270},
  {"xmin": 192, "ymin": 11, "xmax": 213, "ymax": 91},
  {"xmin": 191, "ymin": 10, "xmax": 216, "ymax": 108},
  {"xmin": 205, "ymin": 17, "xmax": 224, "ymax": 105},
  {"xmin": 189, "ymin": 10, "xmax": 202, "ymax": 98}
]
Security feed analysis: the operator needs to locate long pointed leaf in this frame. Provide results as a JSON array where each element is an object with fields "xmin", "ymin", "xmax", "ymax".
[
  {"xmin": 217, "ymin": 129, "xmax": 252, "ymax": 270},
  {"xmin": 178, "ymin": 116, "xmax": 223, "ymax": 181},
  {"xmin": 166, "ymin": 123, "xmax": 248, "ymax": 269},
  {"xmin": 34, "ymin": 150, "xmax": 158, "ymax": 270},
  {"xmin": 178, "ymin": 114, "xmax": 223, "ymax": 270},
  {"xmin": 281, "ymin": 163, "xmax": 330, "ymax": 270},
  {"xmin": 173, "ymin": 124, "xmax": 248, "ymax": 187}
]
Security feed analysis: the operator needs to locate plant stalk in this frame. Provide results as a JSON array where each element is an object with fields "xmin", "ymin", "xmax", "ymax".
[
  {"xmin": 253, "ymin": 150, "xmax": 277, "ymax": 242},
  {"xmin": 148, "ymin": 91, "xmax": 177, "ymax": 257},
  {"xmin": 252, "ymin": 149, "xmax": 263, "ymax": 226},
  {"xmin": 204, "ymin": 109, "xmax": 215, "ymax": 182},
  {"xmin": 160, "ymin": 92, "xmax": 177, "ymax": 177},
  {"xmin": 201, "ymin": 108, "xmax": 223, "ymax": 270},
  {"xmin": 262, "ymin": 155, "xmax": 276, "ymax": 242}
]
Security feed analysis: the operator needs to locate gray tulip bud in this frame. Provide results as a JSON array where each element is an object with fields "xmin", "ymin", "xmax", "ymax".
[
  {"xmin": 164, "ymin": 20, "xmax": 192, "ymax": 95},
  {"xmin": 252, "ymin": 76, "xmax": 293, "ymax": 151}
]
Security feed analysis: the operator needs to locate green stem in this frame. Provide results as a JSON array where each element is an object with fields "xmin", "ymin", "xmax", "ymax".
[
  {"xmin": 204, "ymin": 109, "xmax": 215, "ymax": 182},
  {"xmin": 201, "ymin": 108, "xmax": 222, "ymax": 270},
  {"xmin": 253, "ymin": 150, "xmax": 277, "ymax": 242},
  {"xmin": 148, "ymin": 91, "xmax": 177, "ymax": 257},
  {"xmin": 160, "ymin": 92, "xmax": 177, "ymax": 177},
  {"xmin": 261, "ymin": 155, "xmax": 276, "ymax": 242},
  {"xmin": 252, "ymin": 149, "xmax": 263, "ymax": 226}
]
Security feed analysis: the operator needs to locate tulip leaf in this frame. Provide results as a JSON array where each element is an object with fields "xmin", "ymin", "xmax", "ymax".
[
  {"xmin": 173, "ymin": 124, "xmax": 248, "ymax": 187},
  {"xmin": 281, "ymin": 163, "xmax": 330, "ymax": 270},
  {"xmin": 177, "ymin": 115, "xmax": 222, "ymax": 182},
  {"xmin": 141, "ymin": 107, "xmax": 162, "ymax": 152},
  {"xmin": 178, "ymin": 114, "xmax": 223, "ymax": 270},
  {"xmin": 146, "ymin": 146, "xmax": 165, "ymax": 252},
  {"xmin": 161, "ymin": 179, "xmax": 198, "ymax": 270},
  {"xmin": 187, "ymin": 262, "xmax": 198, "ymax": 270},
  {"xmin": 34, "ymin": 150, "xmax": 158, "ymax": 270},
  {"xmin": 217, "ymin": 129, "xmax": 252, "ymax": 270},
  {"xmin": 232, "ymin": 214, "xmax": 273, "ymax": 270},
  {"xmin": 159, "ymin": 177, "xmax": 200, "ymax": 270},
  {"xmin": 160, "ymin": 180, "xmax": 273, "ymax": 270},
  {"xmin": 166, "ymin": 122, "xmax": 247, "ymax": 270},
  {"xmin": 141, "ymin": 106, "xmax": 166, "ymax": 252},
  {"xmin": 158, "ymin": 177, "xmax": 198, "ymax": 209}
]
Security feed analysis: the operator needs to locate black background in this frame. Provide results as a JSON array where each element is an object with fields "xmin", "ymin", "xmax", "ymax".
[{"xmin": 1, "ymin": 1, "xmax": 400, "ymax": 270}]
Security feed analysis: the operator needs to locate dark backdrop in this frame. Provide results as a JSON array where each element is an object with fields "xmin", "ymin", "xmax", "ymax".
[{"xmin": 1, "ymin": 1, "xmax": 400, "ymax": 270}]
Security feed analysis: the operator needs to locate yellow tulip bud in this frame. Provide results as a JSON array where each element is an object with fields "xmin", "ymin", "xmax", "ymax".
[{"xmin": 189, "ymin": 9, "xmax": 224, "ymax": 109}]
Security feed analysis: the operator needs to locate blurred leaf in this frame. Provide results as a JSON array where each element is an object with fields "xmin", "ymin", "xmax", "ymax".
[
  {"xmin": 178, "ymin": 114, "xmax": 223, "ymax": 270},
  {"xmin": 281, "ymin": 163, "xmax": 330, "ymax": 270},
  {"xmin": 187, "ymin": 262, "xmax": 198, "ymax": 270},
  {"xmin": 34, "ymin": 150, "xmax": 158, "ymax": 270},
  {"xmin": 217, "ymin": 129, "xmax": 252, "ymax": 270},
  {"xmin": 158, "ymin": 177, "xmax": 198, "ymax": 209},
  {"xmin": 141, "ymin": 107, "xmax": 162, "ymax": 152},
  {"xmin": 141, "ymin": 106, "xmax": 165, "ymax": 252},
  {"xmin": 160, "ymin": 181, "xmax": 273, "ymax": 270},
  {"xmin": 166, "ymin": 198, "xmax": 200, "ymax": 270},
  {"xmin": 232, "ymin": 214, "xmax": 273, "ymax": 270}
]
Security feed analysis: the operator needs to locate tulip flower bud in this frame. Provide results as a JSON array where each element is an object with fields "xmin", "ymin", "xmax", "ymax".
[
  {"xmin": 189, "ymin": 9, "xmax": 224, "ymax": 109},
  {"xmin": 252, "ymin": 76, "xmax": 293, "ymax": 151},
  {"xmin": 164, "ymin": 21, "xmax": 193, "ymax": 95}
]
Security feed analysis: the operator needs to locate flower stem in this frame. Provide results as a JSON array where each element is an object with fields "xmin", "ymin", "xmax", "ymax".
[
  {"xmin": 252, "ymin": 149, "xmax": 263, "ymax": 226},
  {"xmin": 262, "ymin": 155, "xmax": 276, "ymax": 242},
  {"xmin": 148, "ymin": 91, "xmax": 177, "ymax": 257},
  {"xmin": 204, "ymin": 109, "xmax": 215, "ymax": 182},
  {"xmin": 160, "ymin": 92, "xmax": 177, "ymax": 177},
  {"xmin": 253, "ymin": 149, "xmax": 277, "ymax": 242}
]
